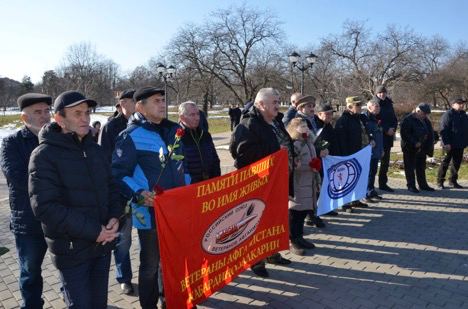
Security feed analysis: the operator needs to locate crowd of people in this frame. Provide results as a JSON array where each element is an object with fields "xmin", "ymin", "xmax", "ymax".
[{"xmin": 0, "ymin": 85, "xmax": 466, "ymax": 308}]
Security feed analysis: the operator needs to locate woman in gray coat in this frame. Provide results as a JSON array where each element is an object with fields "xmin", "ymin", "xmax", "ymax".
[{"xmin": 287, "ymin": 118, "xmax": 319, "ymax": 256}]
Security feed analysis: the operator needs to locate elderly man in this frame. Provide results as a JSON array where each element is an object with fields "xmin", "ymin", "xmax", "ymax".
[
  {"xmin": 335, "ymin": 96, "xmax": 371, "ymax": 211},
  {"xmin": 373, "ymin": 85, "xmax": 398, "ymax": 192},
  {"xmin": 1, "ymin": 93, "xmax": 51, "ymax": 309},
  {"xmin": 437, "ymin": 96, "xmax": 468, "ymax": 189},
  {"xmin": 98, "ymin": 89, "xmax": 136, "ymax": 295},
  {"xmin": 29, "ymin": 91, "xmax": 124, "ymax": 308},
  {"xmin": 400, "ymin": 103, "xmax": 436, "ymax": 193},
  {"xmin": 112, "ymin": 87, "xmax": 190, "ymax": 309},
  {"xmin": 282, "ymin": 92, "xmax": 302, "ymax": 126},
  {"xmin": 230, "ymin": 87, "xmax": 293, "ymax": 278},
  {"xmin": 179, "ymin": 101, "xmax": 221, "ymax": 183}
]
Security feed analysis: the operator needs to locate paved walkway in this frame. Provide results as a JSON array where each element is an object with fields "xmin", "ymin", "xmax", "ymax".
[{"xmin": 0, "ymin": 132, "xmax": 467, "ymax": 308}]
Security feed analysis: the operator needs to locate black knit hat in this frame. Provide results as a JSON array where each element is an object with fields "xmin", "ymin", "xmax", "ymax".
[
  {"xmin": 417, "ymin": 103, "xmax": 431, "ymax": 114},
  {"xmin": 53, "ymin": 91, "xmax": 97, "ymax": 113},
  {"xmin": 17, "ymin": 93, "xmax": 52, "ymax": 110},
  {"xmin": 133, "ymin": 87, "xmax": 165, "ymax": 102}
]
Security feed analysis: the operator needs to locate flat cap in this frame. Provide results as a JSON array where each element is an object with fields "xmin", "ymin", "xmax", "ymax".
[
  {"xmin": 417, "ymin": 102, "xmax": 431, "ymax": 114},
  {"xmin": 375, "ymin": 85, "xmax": 387, "ymax": 93},
  {"xmin": 53, "ymin": 90, "xmax": 97, "ymax": 113},
  {"xmin": 346, "ymin": 96, "xmax": 362, "ymax": 105},
  {"xmin": 133, "ymin": 87, "xmax": 165, "ymax": 102},
  {"xmin": 450, "ymin": 96, "xmax": 467, "ymax": 104},
  {"xmin": 296, "ymin": 95, "xmax": 316, "ymax": 109},
  {"xmin": 17, "ymin": 93, "xmax": 52, "ymax": 110},
  {"xmin": 315, "ymin": 102, "xmax": 335, "ymax": 113},
  {"xmin": 119, "ymin": 89, "xmax": 135, "ymax": 100}
]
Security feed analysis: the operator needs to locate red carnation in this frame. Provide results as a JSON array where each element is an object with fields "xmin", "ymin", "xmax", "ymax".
[
  {"xmin": 175, "ymin": 128, "xmax": 185, "ymax": 138},
  {"xmin": 302, "ymin": 132, "xmax": 308, "ymax": 139},
  {"xmin": 153, "ymin": 185, "xmax": 165, "ymax": 195},
  {"xmin": 309, "ymin": 157, "xmax": 322, "ymax": 172}
]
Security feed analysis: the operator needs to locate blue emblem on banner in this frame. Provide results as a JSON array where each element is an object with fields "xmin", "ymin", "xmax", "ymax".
[{"xmin": 327, "ymin": 158, "xmax": 362, "ymax": 199}]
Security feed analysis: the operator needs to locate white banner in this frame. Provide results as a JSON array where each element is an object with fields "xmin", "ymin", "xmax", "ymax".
[{"xmin": 317, "ymin": 146, "xmax": 372, "ymax": 216}]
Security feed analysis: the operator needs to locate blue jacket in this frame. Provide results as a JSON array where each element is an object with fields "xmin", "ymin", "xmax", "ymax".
[
  {"xmin": 363, "ymin": 111, "xmax": 384, "ymax": 159},
  {"xmin": 282, "ymin": 106, "xmax": 297, "ymax": 127},
  {"xmin": 439, "ymin": 109, "xmax": 468, "ymax": 149},
  {"xmin": 0, "ymin": 127, "xmax": 43, "ymax": 235},
  {"xmin": 112, "ymin": 113, "xmax": 190, "ymax": 229}
]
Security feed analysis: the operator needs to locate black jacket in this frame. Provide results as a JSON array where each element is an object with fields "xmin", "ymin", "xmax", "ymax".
[
  {"xmin": 400, "ymin": 113, "xmax": 435, "ymax": 156},
  {"xmin": 314, "ymin": 115, "xmax": 338, "ymax": 156},
  {"xmin": 230, "ymin": 107, "xmax": 294, "ymax": 195},
  {"xmin": 374, "ymin": 96, "xmax": 398, "ymax": 148},
  {"xmin": 439, "ymin": 109, "xmax": 468, "ymax": 149},
  {"xmin": 0, "ymin": 127, "xmax": 43, "ymax": 235},
  {"xmin": 335, "ymin": 110, "xmax": 369, "ymax": 156},
  {"xmin": 29, "ymin": 122, "xmax": 124, "ymax": 269},
  {"xmin": 98, "ymin": 113, "xmax": 128, "ymax": 161},
  {"xmin": 180, "ymin": 124, "xmax": 221, "ymax": 183}
]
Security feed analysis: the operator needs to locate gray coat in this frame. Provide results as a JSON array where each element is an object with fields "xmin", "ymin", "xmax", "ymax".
[{"xmin": 289, "ymin": 137, "xmax": 318, "ymax": 211}]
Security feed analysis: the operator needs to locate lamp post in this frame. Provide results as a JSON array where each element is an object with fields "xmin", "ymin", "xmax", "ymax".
[
  {"xmin": 156, "ymin": 63, "xmax": 176, "ymax": 118},
  {"xmin": 288, "ymin": 51, "xmax": 318, "ymax": 94}
]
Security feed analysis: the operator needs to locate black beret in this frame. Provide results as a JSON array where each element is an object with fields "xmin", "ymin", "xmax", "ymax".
[
  {"xmin": 133, "ymin": 87, "xmax": 165, "ymax": 102},
  {"xmin": 375, "ymin": 85, "xmax": 387, "ymax": 93},
  {"xmin": 417, "ymin": 103, "xmax": 431, "ymax": 114},
  {"xmin": 17, "ymin": 93, "xmax": 52, "ymax": 110},
  {"xmin": 53, "ymin": 90, "xmax": 97, "ymax": 113},
  {"xmin": 315, "ymin": 102, "xmax": 335, "ymax": 113},
  {"xmin": 119, "ymin": 89, "xmax": 135, "ymax": 100}
]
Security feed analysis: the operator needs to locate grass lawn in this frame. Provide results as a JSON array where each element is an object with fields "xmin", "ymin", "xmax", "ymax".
[
  {"xmin": 386, "ymin": 149, "xmax": 468, "ymax": 182},
  {"xmin": 0, "ymin": 114, "xmax": 21, "ymax": 127}
]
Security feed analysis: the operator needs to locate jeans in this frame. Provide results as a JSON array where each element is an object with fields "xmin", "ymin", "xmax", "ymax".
[
  {"xmin": 113, "ymin": 217, "xmax": 133, "ymax": 284},
  {"xmin": 59, "ymin": 254, "xmax": 111, "ymax": 309},
  {"xmin": 368, "ymin": 158, "xmax": 379, "ymax": 193},
  {"xmin": 138, "ymin": 229, "xmax": 161, "ymax": 309},
  {"xmin": 14, "ymin": 234, "xmax": 47, "ymax": 309}
]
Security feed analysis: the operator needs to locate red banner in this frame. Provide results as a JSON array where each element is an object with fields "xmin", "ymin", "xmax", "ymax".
[{"xmin": 154, "ymin": 149, "xmax": 289, "ymax": 309}]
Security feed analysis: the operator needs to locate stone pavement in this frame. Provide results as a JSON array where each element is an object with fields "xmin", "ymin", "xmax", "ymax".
[{"xmin": 1, "ymin": 131, "xmax": 467, "ymax": 308}]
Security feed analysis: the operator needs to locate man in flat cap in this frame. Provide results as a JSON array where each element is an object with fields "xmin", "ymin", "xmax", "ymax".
[
  {"xmin": 112, "ymin": 86, "xmax": 190, "ymax": 308},
  {"xmin": 400, "ymin": 103, "xmax": 436, "ymax": 193},
  {"xmin": 373, "ymin": 85, "xmax": 398, "ymax": 192},
  {"xmin": 98, "ymin": 89, "xmax": 136, "ymax": 294},
  {"xmin": 335, "ymin": 96, "xmax": 371, "ymax": 211},
  {"xmin": 1, "ymin": 93, "xmax": 51, "ymax": 308},
  {"xmin": 28, "ymin": 90, "xmax": 124, "ymax": 308},
  {"xmin": 437, "ymin": 96, "xmax": 468, "ymax": 189}
]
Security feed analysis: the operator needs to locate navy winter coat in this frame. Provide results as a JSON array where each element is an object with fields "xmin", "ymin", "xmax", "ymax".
[
  {"xmin": 180, "ymin": 124, "xmax": 221, "ymax": 184},
  {"xmin": 29, "ymin": 122, "xmax": 124, "ymax": 269},
  {"xmin": 1, "ymin": 127, "xmax": 42, "ymax": 235},
  {"xmin": 439, "ymin": 109, "xmax": 468, "ymax": 149},
  {"xmin": 98, "ymin": 113, "xmax": 129, "ymax": 161},
  {"xmin": 335, "ymin": 110, "xmax": 369, "ymax": 156}
]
